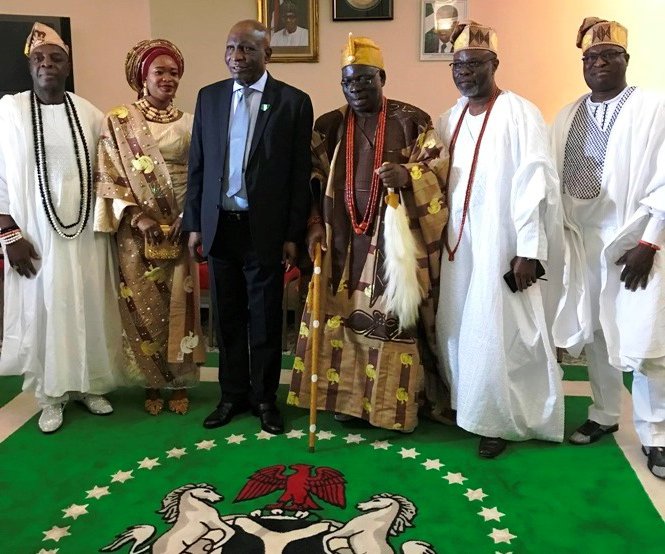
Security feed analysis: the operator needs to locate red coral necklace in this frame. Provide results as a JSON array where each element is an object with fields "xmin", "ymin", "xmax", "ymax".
[
  {"xmin": 345, "ymin": 97, "xmax": 388, "ymax": 235},
  {"xmin": 444, "ymin": 88, "xmax": 502, "ymax": 261}
]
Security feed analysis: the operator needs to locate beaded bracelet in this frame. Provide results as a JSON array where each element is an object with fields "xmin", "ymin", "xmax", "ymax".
[
  {"xmin": 307, "ymin": 215, "xmax": 324, "ymax": 228},
  {"xmin": 0, "ymin": 230, "xmax": 23, "ymax": 247},
  {"xmin": 639, "ymin": 239, "xmax": 661, "ymax": 251},
  {"xmin": 0, "ymin": 227, "xmax": 21, "ymax": 240},
  {"xmin": 130, "ymin": 211, "xmax": 145, "ymax": 228},
  {"xmin": 0, "ymin": 227, "xmax": 19, "ymax": 239},
  {"xmin": 0, "ymin": 224, "xmax": 19, "ymax": 235}
]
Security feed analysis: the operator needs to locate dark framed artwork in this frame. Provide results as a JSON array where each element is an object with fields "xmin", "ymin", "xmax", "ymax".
[
  {"xmin": 0, "ymin": 14, "xmax": 74, "ymax": 97},
  {"xmin": 332, "ymin": 0, "xmax": 393, "ymax": 21},
  {"xmin": 258, "ymin": 0, "xmax": 319, "ymax": 62}
]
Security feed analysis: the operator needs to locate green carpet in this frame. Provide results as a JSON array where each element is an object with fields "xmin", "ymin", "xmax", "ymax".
[
  {"xmin": 0, "ymin": 381, "xmax": 663, "ymax": 553},
  {"xmin": 562, "ymin": 364, "xmax": 633, "ymax": 389},
  {"xmin": 0, "ymin": 375, "xmax": 23, "ymax": 408}
]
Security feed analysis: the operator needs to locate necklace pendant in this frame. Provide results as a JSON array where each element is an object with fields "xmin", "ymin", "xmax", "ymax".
[{"xmin": 353, "ymin": 222, "xmax": 368, "ymax": 235}]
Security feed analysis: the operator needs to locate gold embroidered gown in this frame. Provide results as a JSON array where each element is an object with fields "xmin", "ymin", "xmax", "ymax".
[{"xmin": 94, "ymin": 104, "xmax": 204, "ymax": 388}]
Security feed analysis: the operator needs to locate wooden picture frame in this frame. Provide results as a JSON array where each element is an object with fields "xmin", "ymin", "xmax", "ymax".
[
  {"xmin": 420, "ymin": 0, "xmax": 468, "ymax": 61},
  {"xmin": 332, "ymin": 0, "xmax": 393, "ymax": 21},
  {"xmin": 258, "ymin": 0, "xmax": 319, "ymax": 62}
]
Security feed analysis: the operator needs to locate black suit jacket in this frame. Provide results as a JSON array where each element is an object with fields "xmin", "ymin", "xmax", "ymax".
[
  {"xmin": 183, "ymin": 73, "xmax": 313, "ymax": 265},
  {"xmin": 424, "ymin": 31, "xmax": 454, "ymax": 54}
]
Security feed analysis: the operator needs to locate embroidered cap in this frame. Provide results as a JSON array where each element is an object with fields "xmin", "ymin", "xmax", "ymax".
[
  {"xmin": 577, "ymin": 17, "xmax": 628, "ymax": 53},
  {"xmin": 24, "ymin": 22, "xmax": 69, "ymax": 57},
  {"xmin": 341, "ymin": 33, "xmax": 384, "ymax": 69},
  {"xmin": 451, "ymin": 21, "xmax": 498, "ymax": 54}
]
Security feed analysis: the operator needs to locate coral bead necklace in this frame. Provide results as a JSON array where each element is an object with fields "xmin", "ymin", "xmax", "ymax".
[
  {"xmin": 444, "ymin": 87, "xmax": 502, "ymax": 261},
  {"xmin": 344, "ymin": 97, "xmax": 388, "ymax": 235}
]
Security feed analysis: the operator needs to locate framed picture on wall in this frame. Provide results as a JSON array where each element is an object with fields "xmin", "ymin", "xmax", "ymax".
[
  {"xmin": 258, "ymin": 0, "xmax": 319, "ymax": 62},
  {"xmin": 332, "ymin": 0, "xmax": 394, "ymax": 21},
  {"xmin": 420, "ymin": 0, "xmax": 468, "ymax": 61}
]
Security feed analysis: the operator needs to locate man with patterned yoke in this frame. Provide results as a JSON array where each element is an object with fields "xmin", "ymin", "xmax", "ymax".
[
  {"xmin": 0, "ymin": 23, "xmax": 123, "ymax": 433},
  {"xmin": 552, "ymin": 17, "xmax": 665, "ymax": 479},
  {"xmin": 288, "ymin": 35, "xmax": 450, "ymax": 433},
  {"xmin": 435, "ymin": 22, "xmax": 565, "ymax": 458}
]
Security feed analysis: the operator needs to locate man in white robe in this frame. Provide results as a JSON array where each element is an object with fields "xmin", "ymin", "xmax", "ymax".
[
  {"xmin": 552, "ymin": 17, "xmax": 665, "ymax": 479},
  {"xmin": 0, "ymin": 22, "xmax": 123, "ymax": 433},
  {"xmin": 270, "ymin": 2, "xmax": 308, "ymax": 47},
  {"xmin": 435, "ymin": 22, "xmax": 565, "ymax": 458}
]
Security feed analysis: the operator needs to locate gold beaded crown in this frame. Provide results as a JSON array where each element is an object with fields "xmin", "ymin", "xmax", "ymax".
[
  {"xmin": 341, "ymin": 33, "xmax": 384, "ymax": 69},
  {"xmin": 452, "ymin": 21, "xmax": 498, "ymax": 54},
  {"xmin": 577, "ymin": 17, "xmax": 628, "ymax": 53}
]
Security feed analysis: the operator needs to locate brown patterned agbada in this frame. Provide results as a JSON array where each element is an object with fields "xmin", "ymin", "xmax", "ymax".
[
  {"xmin": 289, "ymin": 100, "xmax": 451, "ymax": 432},
  {"xmin": 94, "ymin": 104, "xmax": 204, "ymax": 388}
]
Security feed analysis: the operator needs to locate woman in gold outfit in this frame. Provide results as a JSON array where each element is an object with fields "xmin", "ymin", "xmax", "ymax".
[{"xmin": 94, "ymin": 39, "xmax": 204, "ymax": 415}]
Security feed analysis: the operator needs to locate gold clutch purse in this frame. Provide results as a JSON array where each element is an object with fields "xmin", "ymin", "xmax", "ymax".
[{"xmin": 144, "ymin": 225, "xmax": 181, "ymax": 260}]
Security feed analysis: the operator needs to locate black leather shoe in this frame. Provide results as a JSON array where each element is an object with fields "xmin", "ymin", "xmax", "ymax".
[
  {"xmin": 569, "ymin": 419, "xmax": 619, "ymax": 445},
  {"xmin": 202, "ymin": 402, "xmax": 249, "ymax": 429},
  {"xmin": 642, "ymin": 445, "xmax": 665, "ymax": 479},
  {"xmin": 478, "ymin": 436, "xmax": 507, "ymax": 458},
  {"xmin": 253, "ymin": 403, "xmax": 284, "ymax": 435}
]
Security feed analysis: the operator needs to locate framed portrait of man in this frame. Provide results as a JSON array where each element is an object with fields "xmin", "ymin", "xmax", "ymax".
[
  {"xmin": 258, "ymin": 0, "xmax": 319, "ymax": 62},
  {"xmin": 332, "ymin": 0, "xmax": 393, "ymax": 21},
  {"xmin": 420, "ymin": 0, "xmax": 468, "ymax": 61}
]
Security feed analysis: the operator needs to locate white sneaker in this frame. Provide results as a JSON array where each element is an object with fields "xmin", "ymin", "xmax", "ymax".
[
  {"xmin": 38, "ymin": 404, "xmax": 65, "ymax": 433},
  {"xmin": 77, "ymin": 394, "xmax": 113, "ymax": 415}
]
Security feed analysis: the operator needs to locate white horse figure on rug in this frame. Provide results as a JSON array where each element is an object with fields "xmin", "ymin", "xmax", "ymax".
[
  {"xmin": 101, "ymin": 483, "xmax": 235, "ymax": 554},
  {"xmin": 322, "ymin": 493, "xmax": 436, "ymax": 554}
]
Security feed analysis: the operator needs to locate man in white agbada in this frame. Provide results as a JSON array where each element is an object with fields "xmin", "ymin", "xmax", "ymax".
[
  {"xmin": 435, "ymin": 22, "xmax": 565, "ymax": 458},
  {"xmin": 270, "ymin": 2, "xmax": 309, "ymax": 47},
  {"xmin": 0, "ymin": 22, "xmax": 123, "ymax": 433},
  {"xmin": 552, "ymin": 17, "xmax": 665, "ymax": 479}
]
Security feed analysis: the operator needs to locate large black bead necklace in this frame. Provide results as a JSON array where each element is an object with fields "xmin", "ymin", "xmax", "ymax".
[{"xmin": 30, "ymin": 91, "xmax": 91, "ymax": 239}]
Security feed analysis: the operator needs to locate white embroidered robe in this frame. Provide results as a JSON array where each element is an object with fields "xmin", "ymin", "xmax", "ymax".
[
  {"xmin": 0, "ymin": 91, "xmax": 123, "ymax": 404},
  {"xmin": 436, "ymin": 92, "xmax": 565, "ymax": 442}
]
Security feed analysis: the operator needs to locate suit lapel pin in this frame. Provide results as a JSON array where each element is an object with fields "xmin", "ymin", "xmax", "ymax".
[{"xmin": 260, "ymin": 103, "xmax": 271, "ymax": 112}]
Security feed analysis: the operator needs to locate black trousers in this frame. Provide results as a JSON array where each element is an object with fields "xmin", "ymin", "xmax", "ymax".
[{"xmin": 208, "ymin": 214, "xmax": 283, "ymax": 405}]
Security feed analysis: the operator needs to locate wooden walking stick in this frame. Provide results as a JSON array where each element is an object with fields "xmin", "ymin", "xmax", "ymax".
[{"xmin": 308, "ymin": 242, "xmax": 322, "ymax": 453}]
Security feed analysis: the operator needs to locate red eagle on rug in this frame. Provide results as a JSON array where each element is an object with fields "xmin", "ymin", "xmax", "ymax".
[{"xmin": 234, "ymin": 464, "xmax": 346, "ymax": 511}]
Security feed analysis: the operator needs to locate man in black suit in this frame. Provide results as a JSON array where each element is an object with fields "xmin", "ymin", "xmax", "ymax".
[{"xmin": 183, "ymin": 19, "xmax": 313, "ymax": 435}]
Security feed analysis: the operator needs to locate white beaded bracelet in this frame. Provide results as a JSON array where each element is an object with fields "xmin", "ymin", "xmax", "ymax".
[{"xmin": 0, "ymin": 230, "xmax": 23, "ymax": 247}]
